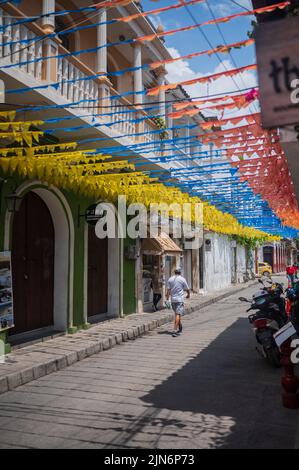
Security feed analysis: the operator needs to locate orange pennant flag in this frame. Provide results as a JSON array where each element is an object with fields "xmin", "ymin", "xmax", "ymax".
[
  {"xmin": 133, "ymin": 2, "xmax": 290, "ymax": 43},
  {"xmin": 147, "ymin": 64, "xmax": 257, "ymax": 96},
  {"xmin": 150, "ymin": 39, "xmax": 254, "ymax": 69}
]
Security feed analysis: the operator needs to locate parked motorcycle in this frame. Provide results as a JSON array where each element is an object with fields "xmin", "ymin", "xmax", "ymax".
[
  {"xmin": 285, "ymin": 280, "xmax": 299, "ymax": 333},
  {"xmin": 239, "ymin": 280, "xmax": 286, "ymax": 367}
]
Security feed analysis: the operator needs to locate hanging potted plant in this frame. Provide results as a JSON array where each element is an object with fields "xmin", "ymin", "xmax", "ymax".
[{"xmin": 152, "ymin": 116, "xmax": 168, "ymax": 139}]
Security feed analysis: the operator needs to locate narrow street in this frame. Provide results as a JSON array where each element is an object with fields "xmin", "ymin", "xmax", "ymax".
[{"xmin": 0, "ymin": 281, "xmax": 298, "ymax": 450}]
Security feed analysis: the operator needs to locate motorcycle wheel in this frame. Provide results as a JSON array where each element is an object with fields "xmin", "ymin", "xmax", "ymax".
[{"xmin": 265, "ymin": 347, "xmax": 281, "ymax": 368}]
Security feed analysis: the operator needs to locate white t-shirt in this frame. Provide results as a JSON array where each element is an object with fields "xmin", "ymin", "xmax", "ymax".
[{"xmin": 167, "ymin": 275, "xmax": 189, "ymax": 303}]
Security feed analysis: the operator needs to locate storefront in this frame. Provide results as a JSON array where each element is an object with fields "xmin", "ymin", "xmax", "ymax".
[
  {"xmin": 141, "ymin": 232, "xmax": 182, "ymax": 312},
  {"xmin": 0, "ymin": 176, "xmax": 132, "ymax": 348}
]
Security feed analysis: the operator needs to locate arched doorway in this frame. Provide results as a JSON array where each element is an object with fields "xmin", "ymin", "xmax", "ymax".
[{"xmin": 10, "ymin": 192, "xmax": 55, "ymax": 335}]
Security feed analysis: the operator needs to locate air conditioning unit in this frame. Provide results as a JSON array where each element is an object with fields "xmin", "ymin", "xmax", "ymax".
[{"xmin": 205, "ymin": 239, "xmax": 212, "ymax": 252}]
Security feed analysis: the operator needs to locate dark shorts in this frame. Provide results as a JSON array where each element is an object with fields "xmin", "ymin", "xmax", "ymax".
[{"xmin": 172, "ymin": 302, "xmax": 184, "ymax": 316}]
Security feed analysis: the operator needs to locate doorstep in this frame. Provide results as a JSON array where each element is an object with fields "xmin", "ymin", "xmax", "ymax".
[{"xmin": 0, "ymin": 280, "xmax": 258, "ymax": 395}]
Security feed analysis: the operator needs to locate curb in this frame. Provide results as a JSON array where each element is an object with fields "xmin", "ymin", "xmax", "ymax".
[{"xmin": 0, "ymin": 280, "xmax": 258, "ymax": 395}]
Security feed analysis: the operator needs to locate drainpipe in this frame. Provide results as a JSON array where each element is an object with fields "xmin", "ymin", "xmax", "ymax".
[
  {"xmin": 135, "ymin": 237, "xmax": 143, "ymax": 314},
  {"xmin": 118, "ymin": 197, "xmax": 126, "ymax": 318}
]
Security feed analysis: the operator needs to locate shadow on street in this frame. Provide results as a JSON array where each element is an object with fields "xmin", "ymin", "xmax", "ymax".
[{"xmin": 141, "ymin": 317, "xmax": 299, "ymax": 449}]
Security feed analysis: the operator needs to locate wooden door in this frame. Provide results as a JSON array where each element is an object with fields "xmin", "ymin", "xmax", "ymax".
[
  {"xmin": 11, "ymin": 192, "xmax": 55, "ymax": 335},
  {"xmin": 263, "ymin": 246, "xmax": 274, "ymax": 269},
  {"xmin": 184, "ymin": 250, "xmax": 192, "ymax": 290},
  {"xmin": 88, "ymin": 226, "xmax": 108, "ymax": 317}
]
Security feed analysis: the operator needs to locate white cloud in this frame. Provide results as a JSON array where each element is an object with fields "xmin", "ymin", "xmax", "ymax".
[
  {"xmin": 165, "ymin": 50, "xmax": 258, "ymax": 118},
  {"xmin": 166, "ymin": 46, "xmax": 202, "ymax": 98},
  {"xmin": 166, "ymin": 47, "xmax": 197, "ymax": 82},
  {"xmin": 205, "ymin": 0, "xmax": 253, "ymax": 17}
]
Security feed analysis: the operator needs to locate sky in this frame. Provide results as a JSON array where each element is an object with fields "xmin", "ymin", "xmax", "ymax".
[
  {"xmin": 137, "ymin": 1, "xmax": 296, "ymax": 237},
  {"xmin": 142, "ymin": 0, "xmax": 258, "ymax": 112}
]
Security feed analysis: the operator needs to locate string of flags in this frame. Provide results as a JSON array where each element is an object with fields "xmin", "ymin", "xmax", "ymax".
[
  {"xmin": 0, "ymin": 1, "xmax": 297, "ymax": 239},
  {"xmin": 0, "ymin": 117, "xmax": 282, "ymax": 242}
]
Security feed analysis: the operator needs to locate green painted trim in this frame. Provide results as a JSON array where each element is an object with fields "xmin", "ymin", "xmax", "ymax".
[
  {"xmin": 0, "ymin": 176, "xmax": 138, "ymax": 335},
  {"xmin": 0, "ymin": 174, "xmax": 95, "ymax": 334},
  {"xmin": 0, "ymin": 332, "xmax": 9, "ymax": 354},
  {"xmin": 68, "ymin": 326, "xmax": 78, "ymax": 334},
  {"xmin": 123, "ymin": 237, "xmax": 137, "ymax": 315}
]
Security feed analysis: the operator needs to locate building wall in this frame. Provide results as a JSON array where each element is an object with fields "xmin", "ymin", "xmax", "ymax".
[
  {"xmin": 0, "ymin": 172, "xmax": 137, "ymax": 346},
  {"xmin": 236, "ymin": 245, "xmax": 247, "ymax": 283},
  {"xmin": 204, "ymin": 232, "xmax": 248, "ymax": 292},
  {"xmin": 257, "ymin": 242, "xmax": 288, "ymax": 273},
  {"xmin": 0, "ymin": 175, "xmax": 85, "ymax": 331},
  {"xmin": 204, "ymin": 232, "xmax": 232, "ymax": 292}
]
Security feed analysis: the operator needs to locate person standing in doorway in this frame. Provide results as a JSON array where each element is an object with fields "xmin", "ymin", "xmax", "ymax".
[
  {"xmin": 166, "ymin": 267, "xmax": 190, "ymax": 337},
  {"xmin": 286, "ymin": 264, "xmax": 296, "ymax": 287},
  {"xmin": 151, "ymin": 266, "xmax": 162, "ymax": 312}
]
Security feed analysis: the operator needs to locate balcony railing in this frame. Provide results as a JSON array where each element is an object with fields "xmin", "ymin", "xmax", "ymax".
[{"xmin": 0, "ymin": 6, "xmax": 159, "ymax": 149}]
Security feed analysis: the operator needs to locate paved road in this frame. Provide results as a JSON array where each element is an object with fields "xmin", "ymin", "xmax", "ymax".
[{"xmin": 0, "ymin": 280, "xmax": 298, "ymax": 449}]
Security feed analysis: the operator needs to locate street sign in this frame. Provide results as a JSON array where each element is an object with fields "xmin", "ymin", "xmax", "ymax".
[{"xmin": 255, "ymin": 16, "xmax": 299, "ymax": 128}]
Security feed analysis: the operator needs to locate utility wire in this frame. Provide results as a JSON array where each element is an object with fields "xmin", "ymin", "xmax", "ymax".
[
  {"xmin": 0, "ymin": 86, "xmax": 255, "ymax": 111},
  {"xmin": 180, "ymin": 0, "xmax": 262, "ymax": 218},
  {"xmin": 229, "ymin": 0, "xmax": 253, "ymax": 13},
  {"xmin": 205, "ymin": 0, "xmax": 259, "ymax": 117}
]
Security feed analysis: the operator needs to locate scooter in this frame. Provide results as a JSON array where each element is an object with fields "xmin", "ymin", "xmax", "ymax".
[{"xmin": 239, "ymin": 280, "xmax": 286, "ymax": 367}]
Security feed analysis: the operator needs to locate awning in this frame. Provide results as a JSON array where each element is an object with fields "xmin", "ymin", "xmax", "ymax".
[{"xmin": 141, "ymin": 232, "xmax": 183, "ymax": 256}]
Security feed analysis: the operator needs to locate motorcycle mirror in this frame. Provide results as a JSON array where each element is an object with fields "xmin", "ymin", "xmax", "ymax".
[{"xmin": 239, "ymin": 297, "xmax": 249, "ymax": 302}]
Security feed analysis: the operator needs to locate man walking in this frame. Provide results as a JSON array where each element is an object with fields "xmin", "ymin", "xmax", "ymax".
[{"xmin": 166, "ymin": 267, "xmax": 190, "ymax": 337}]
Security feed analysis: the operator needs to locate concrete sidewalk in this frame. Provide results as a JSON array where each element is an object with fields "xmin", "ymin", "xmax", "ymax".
[{"xmin": 0, "ymin": 280, "xmax": 258, "ymax": 395}]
